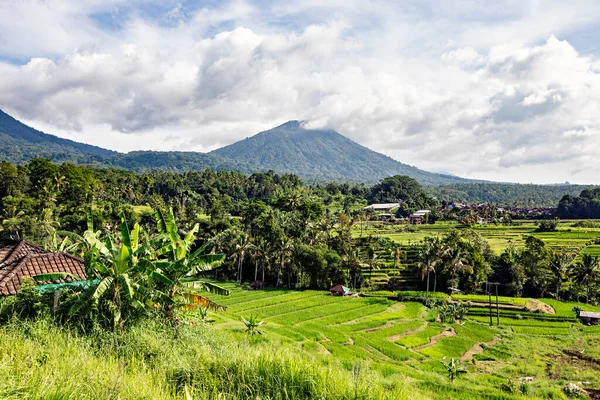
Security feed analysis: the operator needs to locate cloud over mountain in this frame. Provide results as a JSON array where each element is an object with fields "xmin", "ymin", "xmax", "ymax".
[{"xmin": 0, "ymin": 0, "xmax": 599, "ymax": 183}]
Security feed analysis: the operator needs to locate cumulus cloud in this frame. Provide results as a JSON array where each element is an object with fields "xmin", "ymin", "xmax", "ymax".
[{"xmin": 0, "ymin": 1, "xmax": 600, "ymax": 183}]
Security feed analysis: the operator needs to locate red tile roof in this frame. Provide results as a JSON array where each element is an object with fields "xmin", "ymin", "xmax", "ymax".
[
  {"xmin": 0, "ymin": 241, "xmax": 47, "ymax": 265},
  {"xmin": 0, "ymin": 241, "xmax": 86, "ymax": 296}
]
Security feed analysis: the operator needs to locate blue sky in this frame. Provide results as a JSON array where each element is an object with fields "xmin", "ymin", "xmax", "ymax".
[{"xmin": 0, "ymin": 0, "xmax": 599, "ymax": 183}]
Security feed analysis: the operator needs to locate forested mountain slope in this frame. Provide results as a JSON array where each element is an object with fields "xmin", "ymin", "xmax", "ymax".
[
  {"xmin": 0, "ymin": 110, "xmax": 115, "ymax": 164},
  {"xmin": 211, "ymin": 121, "xmax": 472, "ymax": 185},
  {"xmin": 0, "ymin": 110, "xmax": 473, "ymax": 185}
]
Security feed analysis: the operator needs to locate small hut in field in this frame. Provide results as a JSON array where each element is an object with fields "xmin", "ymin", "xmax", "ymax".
[
  {"xmin": 250, "ymin": 280, "xmax": 264, "ymax": 290},
  {"xmin": 329, "ymin": 284, "xmax": 350, "ymax": 296},
  {"xmin": 576, "ymin": 310, "xmax": 600, "ymax": 325}
]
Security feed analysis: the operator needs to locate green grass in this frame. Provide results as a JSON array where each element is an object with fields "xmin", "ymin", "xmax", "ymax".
[
  {"xmin": 395, "ymin": 325, "xmax": 444, "ymax": 348},
  {"xmin": 4, "ymin": 283, "xmax": 600, "ymax": 399}
]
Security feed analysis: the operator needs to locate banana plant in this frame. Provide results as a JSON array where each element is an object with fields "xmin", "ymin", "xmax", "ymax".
[
  {"xmin": 152, "ymin": 208, "xmax": 229, "ymax": 317},
  {"xmin": 86, "ymin": 212, "xmax": 172, "ymax": 330}
]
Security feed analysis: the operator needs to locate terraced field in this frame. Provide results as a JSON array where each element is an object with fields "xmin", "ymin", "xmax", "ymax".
[
  {"xmin": 196, "ymin": 283, "xmax": 600, "ymax": 399},
  {"xmin": 355, "ymin": 220, "xmax": 600, "ymax": 254}
]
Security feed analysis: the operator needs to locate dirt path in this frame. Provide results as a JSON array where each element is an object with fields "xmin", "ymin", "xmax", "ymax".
[
  {"xmin": 460, "ymin": 337, "xmax": 500, "ymax": 362},
  {"xmin": 413, "ymin": 329, "xmax": 456, "ymax": 351},
  {"xmin": 318, "ymin": 344, "xmax": 331, "ymax": 355},
  {"xmin": 387, "ymin": 323, "xmax": 428, "ymax": 342}
]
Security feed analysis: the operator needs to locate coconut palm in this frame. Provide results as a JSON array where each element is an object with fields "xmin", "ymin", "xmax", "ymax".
[
  {"xmin": 230, "ymin": 230, "xmax": 252, "ymax": 284},
  {"xmin": 390, "ymin": 244, "xmax": 405, "ymax": 269},
  {"xmin": 419, "ymin": 241, "xmax": 438, "ymax": 304},
  {"xmin": 571, "ymin": 254, "xmax": 599, "ymax": 304},
  {"xmin": 548, "ymin": 249, "xmax": 574, "ymax": 299},
  {"xmin": 444, "ymin": 241, "xmax": 472, "ymax": 292}
]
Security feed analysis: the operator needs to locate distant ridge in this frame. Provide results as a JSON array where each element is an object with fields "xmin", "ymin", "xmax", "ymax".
[
  {"xmin": 0, "ymin": 110, "xmax": 474, "ymax": 184},
  {"xmin": 0, "ymin": 110, "xmax": 115, "ymax": 164}
]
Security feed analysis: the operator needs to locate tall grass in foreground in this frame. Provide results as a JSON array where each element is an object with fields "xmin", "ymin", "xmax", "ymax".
[{"xmin": 0, "ymin": 317, "xmax": 417, "ymax": 400}]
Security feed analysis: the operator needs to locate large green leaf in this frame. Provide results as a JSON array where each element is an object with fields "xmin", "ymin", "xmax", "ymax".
[
  {"xmin": 86, "ymin": 206, "xmax": 94, "ymax": 232},
  {"xmin": 148, "ymin": 271, "xmax": 174, "ymax": 286},
  {"xmin": 92, "ymin": 277, "xmax": 114, "ymax": 300},
  {"xmin": 119, "ymin": 212, "xmax": 132, "ymax": 251},
  {"xmin": 119, "ymin": 274, "xmax": 135, "ymax": 302},
  {"xmin": 33, "ymin": 272, "xmax": 82, "ymax": 282},
  {"xmin": 185, "ymin": 281, "xmax": 230, "ymax": 296},
  {"xmin": 130, "ymin": 223, "xmax": 140, "ymax": 253},
  {"xmin": 184, "ymin": 223, "xmax": 199, "ymax": 245},
  {"xmin": 191, "ymin": 254, "xmax": 226, "ymax": 273}
]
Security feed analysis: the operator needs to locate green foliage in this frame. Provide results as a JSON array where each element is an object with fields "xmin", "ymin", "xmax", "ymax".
[
  {"xmin": 428, "ymin": 182, "xmax": 594, "ymax": 208},
  {"xmin": 440, "ymin": 357, "xmax": 466, "ymax": 381},
  {"xmin": 436, "ymin": 302, "xmax": 469, "ymax": 323},
  {"xmin": 241, "ymin": 314, "xmax": 264, "ymax": 335}
]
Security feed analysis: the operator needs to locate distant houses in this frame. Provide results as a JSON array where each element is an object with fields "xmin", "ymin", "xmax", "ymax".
[
  {"xmin": 363, "ymin": 203, "xmax": 401, "ymax": 212},
  {"xmin": 575, "ymin": 309, "xmax": 600, "ymax": 325},
  {"xmin": 408, "ymin": 210, "xmax": 431, "ymax": 224},
  {"xmin": 0, "ymin": 240, "xmax": 86, "ymax": 295},
  {"xmin": 329, "ymin": 284, "xmax": 351, "ymax": 296}
]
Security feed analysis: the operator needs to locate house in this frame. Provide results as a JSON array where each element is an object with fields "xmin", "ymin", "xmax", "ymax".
[
  {"xmin": 363, "ymin": 203, "xmax": 401, "ymax": 212},
  {"xmin": 409, "ymin": 210, "xmax": 431, "ymax": 224},
  {"xmin": 329, "ymin": 284, "xmax": 351, "ymax": 296},
  {"xmin": 576, "ymin": 310, "xmax": 600, "ymax": 325},
  {"xmin": 249, "ymin": 280, "xmax": 264, "ymax": 290},
  {"xmin": 0, "ymin": 240, "xmax": 87, "ymax": 296}
]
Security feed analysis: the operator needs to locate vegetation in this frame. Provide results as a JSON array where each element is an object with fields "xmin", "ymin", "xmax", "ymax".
[
  {"xmin": 2, "ymin": 152, "xmax": 600, "ymax": 398},
  {"xmin": 558, "ymin": 188, "xmax": 600, "ymax": 219},
  {"xmin": 428, "ymin": 182, "xmax": 596, "ymax": 208}
]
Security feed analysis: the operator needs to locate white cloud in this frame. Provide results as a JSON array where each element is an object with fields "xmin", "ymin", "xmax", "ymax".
[{"xmin": 0, "ymin": 1, "xmax": 600, "ymax": 183}]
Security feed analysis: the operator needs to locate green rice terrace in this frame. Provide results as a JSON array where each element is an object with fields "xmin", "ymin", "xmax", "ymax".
[
  {"xmin": 179, "ymin": 283, "xmax": 600, "ymax": 400},
  {"xmin": 350, "ymin": 220, "xmax": 600, "ymax": 288}
]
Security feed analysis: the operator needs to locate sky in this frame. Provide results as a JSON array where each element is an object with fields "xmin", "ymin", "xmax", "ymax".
[{"xmin": 1, "ymin": 0, "xmax": 600, "ymax": 184}]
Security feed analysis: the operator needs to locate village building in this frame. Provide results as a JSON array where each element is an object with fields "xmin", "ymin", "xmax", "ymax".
[
  {"xmin": 329, "ymin": 284, "xmax": 351, "ymax": 296},
  {"xmin": 408, "ymin": 210, "xmax": 431, "ymax": 224},
  {"xmin": 363, "ymin": 203, "xmax": 401, "ymax": 212},
  {"xmin": 576, "ymin": 310, "xmax": 600, "ymax": 326},
  {"xmin": 0, "ymin": 240, "xmax": 87, "ymax": 296}
]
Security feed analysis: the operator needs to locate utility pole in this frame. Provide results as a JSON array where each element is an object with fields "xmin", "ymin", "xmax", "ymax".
[
  {"xmin": 487, "ymin": 282, "xmax": 493, "ymax": 325},
  {"xmin": 485, "ymin": 281, "xmax": 501, "ymax": 326}
]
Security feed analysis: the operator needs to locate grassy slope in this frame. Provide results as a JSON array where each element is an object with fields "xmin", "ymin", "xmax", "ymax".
[{"xmin": 193, "ymin": 283, "xmax": 600, "ymax": 399}]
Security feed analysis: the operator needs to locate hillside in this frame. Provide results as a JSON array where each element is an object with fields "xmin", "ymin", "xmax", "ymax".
[
  {"xmin": 427, "ymin": 182, "xmax": 599, "ymax": 207},
  {"xmin": 212, "ymin": 121, "xmax": 471, "ymax": 185},
  {"xmin": 0, "ymin": 110, "xmax": 475, "ymax": 185},
  {"xmin": 0, "ymin": 110, "xmax": 115, "ymax": 164}
]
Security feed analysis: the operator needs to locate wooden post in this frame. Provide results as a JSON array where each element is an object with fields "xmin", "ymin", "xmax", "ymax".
[
  {"xmin": 495, "ymin": 284, "xmax": 500, "ymax": 325},
  {"xmin": 488, "ymin": 282, "xmax": 493, "ymax": 326},
  {"xmin": 53, "ymin": 291, "xmax": 60, "ymax": 314}
]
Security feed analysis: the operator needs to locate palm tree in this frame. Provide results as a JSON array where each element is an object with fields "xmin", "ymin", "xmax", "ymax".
[
  {"xmin": 548, "ymin": 249, "xmax": 574, "ymax": 299},
  {"xmin": 231, "ymin": 230, "xmax": 252, "ymax": 285},
  {"xmin": 152, "ymin": 208, "xmax": 228, "ymax": 309},
  {"xmin": 365, "ymin": 246, "xmax": 382, "ymax": 283},
  {"xmin": 444, "ymin": 242, "xmax": 472, "ymax": 292},
  {"xmin": 418, "ymin": 243, "xmax": 437, "ymax": 304},
  {"xmin": 390, "ymin": 244, "xmax": 405, "ymax": 269},
  {"xmin": 274, "ymin": 237, "xmax": 293, "ymax": 287},
  {"xmin": 0, "ymin": 207, "xmax": 25, "ymax": 240},
  {"xmin": 571, "ymin": 254, "xmax": 599, "ymax": 304}
]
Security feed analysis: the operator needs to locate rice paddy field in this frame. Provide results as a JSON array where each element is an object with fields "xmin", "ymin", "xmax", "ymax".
[
  {"xmin": 353, "ymin": 220, "xmax": 600, "ymax": 254},
  {"xmin": 193, "ymin": 283, "xmax": 600, "ymax": 399}
]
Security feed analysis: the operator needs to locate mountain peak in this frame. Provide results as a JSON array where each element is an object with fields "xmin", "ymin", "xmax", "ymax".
[
  {"xmin": 0, "ymin": 109, "xmax": 474, "ymax": 185},
  {"xmin": 211, "ymin": 121, "xmax": 471, "ymax": 185}
]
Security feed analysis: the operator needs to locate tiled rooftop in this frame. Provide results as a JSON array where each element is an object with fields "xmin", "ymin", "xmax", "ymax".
[{"xmin": 0, "ymin": 241, "xmax": 86, "ymax": 295}]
